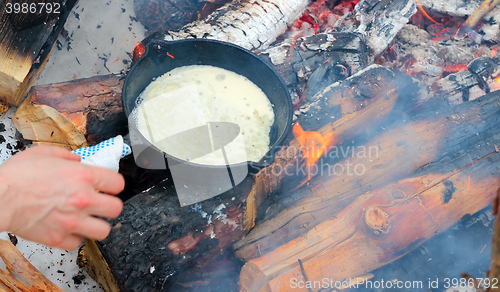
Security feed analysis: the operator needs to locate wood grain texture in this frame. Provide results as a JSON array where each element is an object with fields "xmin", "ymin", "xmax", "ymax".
[
  {"xmin": 0, "ymin": 239, "xmax": 63, "ymax": 291},
  {"xmin": 239, "ymin": 91, "xmax": 500, "ymax": 291}
]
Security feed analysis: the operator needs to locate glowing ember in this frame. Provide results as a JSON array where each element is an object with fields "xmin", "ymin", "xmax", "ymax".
[
  {"xmin": 415, "ymin": 0, "xmax": 438, "ymax": 24},
  {"xmin": 443, "ymin": 64, "xmax": 468, "ymax": 74},
  {"xmin": 293, "ymin": 122, "xmax": 336, "ymax": 170},
  {"xmin": 496, "ymin": 76, "xmax": 500, "ymax": 85},
  {"xmin": 131, "ymin": 41, "xmax": 146, "ymax": 63},
  {"xmin": 492, "ymin": 47, "xmax": 498, "ymax": 58}
]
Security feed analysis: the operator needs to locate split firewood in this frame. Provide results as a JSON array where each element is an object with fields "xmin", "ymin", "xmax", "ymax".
[
  {"xmin": 12, "ymin": 99, "xmax": 88, "ymax": 150},
  {"xmin": 12, "ymin": 74, "xmax": 127, "ymax": 149},
  {"xmin": 159, "ymin": 0, "xmax": 309, "ymax": 51},
  {"xmin": 77, "ymin": 238, "xmax": 120, "ymax": 292},
  {"xmin": 0, "ymin": 239, "xmax": 63, "ymax": 292},
  {"xmin": 240, "ymin": 144, "xmax": 500, "ymax": 291},
  {"xmin": 0, "ymin": 0, "xmax": 77, "ymax": 106}
]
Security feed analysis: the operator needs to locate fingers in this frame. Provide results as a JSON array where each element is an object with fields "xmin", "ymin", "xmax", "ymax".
[
  {"xmin": 67, "ymin": 190, "xmax": 123, "ymax": 219},
  {"xmin": 73, "ymin": 216, "xmax": 112, "ymax": 241},
  {"xmin": 27, "ymin": 145, "xmax": 81, "ymax": 162},
  {"xmin": 56, "ymin": 234, "xmax": 84, "ymax": 251},
  {"xmin": 84, "ymin": 166, "xmax": 125, "ymax": 195}
]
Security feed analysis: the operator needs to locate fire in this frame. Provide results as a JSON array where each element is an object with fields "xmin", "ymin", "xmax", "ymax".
[
  {"xmin": 414, "ymin": 0, "xmax": 438, "ymax": 24},
  {"xmin": 131, "ymin": 41, "xmax": 146, "ymax": 63},
  {"xmin": 293, "ymin": 122, "xmax": 335, "ymax": 173},
  {"xmin": 496, "ymin": 76, "xmax": 500, "ymax": 85}
]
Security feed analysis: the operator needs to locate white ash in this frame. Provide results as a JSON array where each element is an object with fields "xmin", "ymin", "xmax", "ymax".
[
  {"xmin": 378, "ymin": 24, "xmax": 493, "ymax": 86},
  {"xmin": 334, "ymin": 0, "xmax": 417, "ymax": 59},
  {"xmin": 265, "ymin": 44, "xmax": 291, "ymax": 65},
  {"xmin": 163, "ymin": 0, "xmax": 309, "ymax": 51}
]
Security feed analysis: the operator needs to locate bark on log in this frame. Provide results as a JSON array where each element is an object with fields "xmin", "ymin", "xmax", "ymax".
[
  {"xmin": 0, "ymin": 239, "xmax": 63, "ymax": 291},
  {"xmin": 12, "ymin": 74, "xmax": 128, "ymax": 148},
  {"xmin": 0, "ymin": 0, "xmax": 77, "ymax": 106}
]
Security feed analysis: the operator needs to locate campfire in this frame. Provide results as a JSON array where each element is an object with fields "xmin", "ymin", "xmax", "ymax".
[{"xmin": 2, "ymin": 0, "xmax": 500, "ymax": 291}]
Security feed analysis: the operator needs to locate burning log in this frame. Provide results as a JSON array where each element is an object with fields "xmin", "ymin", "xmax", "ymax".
[
  {"xmin": 234, "ymin": 84, "xmax": 500, "ymax": 265},
  {"xmin": 0, "ymin": 0, "xmax": 77, "ymax": 106},
  {"xmin": 431, "ymin": 56, "xmax": 500, "ymax": 105},
  {"xmin": 260, "ymin": 32, "xmax": 368, "ymax": 103},
  {"xmin": 492, "ymin": 185, "xmax": 500, "ymax": 292},
  {"xmin": 239, "ymin": 146, "xmax": 500, "ymax": 291},
  {"xmin": 334, "ymin": 0, "xmax": 417, "ymax": 59},
  {"xmin": 0, "ymin": 239, "xmax": 63, "ymax": 291},
  {"xmin": 237, "ymin": 65, "xmax": 422, "ymax": 249},
  {"xmin": 158, "ymin": 0, "xmax": 309, "ymax": 51}
]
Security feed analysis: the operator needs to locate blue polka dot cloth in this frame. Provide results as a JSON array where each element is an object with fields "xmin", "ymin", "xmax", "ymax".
[{"xmin": 72, "ymin": 135, "xmax": 132, "ymax": 172}]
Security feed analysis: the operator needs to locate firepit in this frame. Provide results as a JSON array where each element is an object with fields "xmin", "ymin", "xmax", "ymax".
[{"xmin": 1, "ymin": 0, "xmax": 500, "ymax": 291}]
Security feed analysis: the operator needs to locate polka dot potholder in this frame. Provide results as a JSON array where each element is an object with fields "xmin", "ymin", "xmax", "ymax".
[{"xmin": 72, "ymin": 135, "xmax": 132, "ymax": 172}]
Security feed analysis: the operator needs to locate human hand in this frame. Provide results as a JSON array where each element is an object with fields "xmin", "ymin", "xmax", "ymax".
[{"xmin": 0, "ymin": 145, "xmax": 124, "ymax": 250}]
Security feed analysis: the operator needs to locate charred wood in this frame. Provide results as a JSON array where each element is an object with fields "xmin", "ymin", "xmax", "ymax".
[
  {"xmin": 98, "ymin": 177, "xmax": 253, "ymax": 292},
  {"xmin": 431, "ymin": 56, "xmax": 500, "ymax": 105},
  {"xmin": 0, "ymin": 0, "xmax": 77, "ymax": 106},
  {"xmin": 134, "ymin": 0, "xmax": 231, "ymax": 34},
  {"xmin": 333, "ymin": 0, "xmax": 417, "ymax": 59},
  {"xmin": 240, "ymin": 100, "xmax": 500, "ymax": 290},
  {"xmin": 235, "ymin": 79, "xmax": 500, "ymax": 264},
  {"xmin": 260, "ymin": 32, "xmax": 368, "ymax": 103}
]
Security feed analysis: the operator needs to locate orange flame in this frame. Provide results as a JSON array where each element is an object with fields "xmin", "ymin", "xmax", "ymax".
[
  {"xmin": 496, "ymin": 76, "xmax": 500, "ymax": 85},
  {"xmin": 293, "ymin": 122, "xmax": 336, "ymax": 170},
  {"xmin": 415, "ymin": 0, "xmax": 438, "ymax": 24}
]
